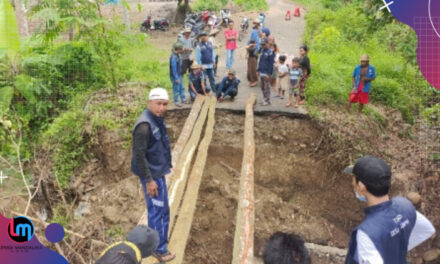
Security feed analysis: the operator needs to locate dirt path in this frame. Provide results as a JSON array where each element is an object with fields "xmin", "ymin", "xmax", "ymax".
[{"xmin": 215, "ymin": 0, "xmax": 307, "ymax": 113}]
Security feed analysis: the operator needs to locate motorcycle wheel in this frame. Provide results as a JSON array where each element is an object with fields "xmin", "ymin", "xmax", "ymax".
[{"xmin": 140, "ymin": 25, "xmax": 147, "ymax": 33}]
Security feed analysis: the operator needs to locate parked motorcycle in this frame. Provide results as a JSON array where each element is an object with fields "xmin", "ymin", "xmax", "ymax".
[
  {"xmin": 220, "ymin": 9, "xmax": 231, "ymax": 27},
  {"xmin": 207, "ymin": 14, "xmax": 222, "ymax": 30},
  {"xmin": 238, "ymin": 17, "xmax": 249, "ymax": 41},
  {"xmin": 140, "ymin": 16, "xmax": 170, "ymax": 32}
]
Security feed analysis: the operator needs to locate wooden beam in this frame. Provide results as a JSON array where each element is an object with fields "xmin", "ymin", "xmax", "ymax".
[
  {"xmin": 232, "ymin": 94, "xmax": 257, "ymax": 264},
  {"xmin": 168, "ymin": 96, "xmax": 217, "ymax": 264},
  {"xmin": 166, "ymin": 99, "xmax": 210, "ymax": 233},
  {"xmin": 167, "ymin": 96, "xmax": 206, "ymax": 183}
]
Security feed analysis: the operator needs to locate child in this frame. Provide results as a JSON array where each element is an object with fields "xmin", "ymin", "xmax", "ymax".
[
  {"xmin": 287, "ymin": 57, "xmax": 303, "ymax": 108},
  {"xmin": 271, "ymin": 43, "xmax": 280, "ymax": 92},
  {"xmin": 276, "ymin": 55, "xmax": 289, "ymax": 99},
  {"xmin": 246, "ymin": 40, "xmax": 258, "ymax": 87}
]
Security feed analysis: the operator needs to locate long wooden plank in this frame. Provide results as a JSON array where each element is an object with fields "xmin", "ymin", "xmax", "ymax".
[
  {"xmin": 232, "ymin": 94, "xmax": 257, "ymax": 264},
  {"xmin": 166, "ymin": 99, "xmax": 210, "ymax": 233},
  {"xmin": 168, "ymin": 96, "xmax": 217, "ymax": 264},
  {"xmin": 167, "ymin": 96, "xmax": 206, "ymax": 183},
  {"xmin": 138, "ymin": 96, "xmax": 206, "ymax": 226}
]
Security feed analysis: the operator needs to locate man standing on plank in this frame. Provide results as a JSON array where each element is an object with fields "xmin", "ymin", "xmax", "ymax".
[
  {"xmin": 131, "ymin": 88, "xmax": 175, "ymax": 263},
  {"xmin": 346, "ymin": 54, "xmax": 376, "ymax": 115},
  {"xmin": 344, "ymin": 156, "xmax": 435, "ymax": 264}
]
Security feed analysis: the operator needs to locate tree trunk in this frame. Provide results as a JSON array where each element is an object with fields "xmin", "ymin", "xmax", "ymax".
[{"xmin": 13, "ymin": 0, "xmax": 29, "ymax": 37}]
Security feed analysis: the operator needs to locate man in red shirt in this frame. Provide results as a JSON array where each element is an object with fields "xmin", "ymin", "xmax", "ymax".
[{"xmin": 224, "ymin": 21, "xmax": 238, "ymax": 71}]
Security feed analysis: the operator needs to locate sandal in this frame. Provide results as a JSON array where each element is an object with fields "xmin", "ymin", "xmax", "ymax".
[{"xmin": 153, "ymin": 251, "xmax": 176, "ymax": 262}]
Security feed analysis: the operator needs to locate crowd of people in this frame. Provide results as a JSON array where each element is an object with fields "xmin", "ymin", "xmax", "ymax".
[
  {"xmin": 94, "ymin": 11, "xmax": 436, "ymax": 264},
  {"xmin": 169, "ymin": 16, "xmax": 313, "ymax": 109}
]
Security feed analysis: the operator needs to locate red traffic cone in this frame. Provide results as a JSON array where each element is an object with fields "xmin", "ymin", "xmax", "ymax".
[
  {"xmin": 294, "ymin": 7, "xmax": 301, "ymax": 17},
  {"xmin": 285, "ymin": 10, "xmax": 292, "ymax": 20}
]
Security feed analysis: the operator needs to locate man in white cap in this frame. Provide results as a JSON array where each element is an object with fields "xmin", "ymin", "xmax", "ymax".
[{"xmin": 130, "ymin": 88, "xmax": 175, "ymax": 262}]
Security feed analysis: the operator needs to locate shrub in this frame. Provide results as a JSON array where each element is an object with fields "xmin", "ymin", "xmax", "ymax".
[{"xmin": 301, "ymin": 2, "xmax": 429, "ymax": 122}]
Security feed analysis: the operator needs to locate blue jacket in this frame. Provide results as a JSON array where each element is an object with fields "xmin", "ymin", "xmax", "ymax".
[
  {"xmin": 217, "ymin": 77, "xmax": 240, "ymax": 97},
  {"xmin": 345, "ymin": 197, "xmax": 417, "ymax": 264},
  {"xmin": 257, "ymin": 48, "xmax": 275, "ymax": 75},
  {"xmin": 189, "ymin": 70, "xmax": 206, "ymax": 93},
  {"xmin": 169, "ymin": 52, "xmax": 182, "ymax": 80},
  {"xmin": 196, "ymin": 41, "xmax": 215, "ymax": 68},
  {"xmin": 353, "ymin": 64, "xmax": 376, "ymax": 93},
  {"xmin": 131, "ymin": 109, "xmax": 171, "ymax": 179},
  {"xmin": 248, "ymin": 28, "xmax": 261, "ymax": 51}
]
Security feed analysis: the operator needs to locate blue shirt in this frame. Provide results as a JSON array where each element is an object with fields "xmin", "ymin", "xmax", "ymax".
[
  {"xmin": 169, "ymin": 52, "xmax": 181, "ymax": 80},
  {"xmin": 352, "ymin": 64, "xmax": 376, "ymax": 93},
  {"xmin": 289, "ymin": 67, "xmax": 303, "ymax": 80},
  {"xmin": 248, "ymin": 28, "xmax": 261, "ymax": 51},
  {"xmin": 196, "ymin": 41, "xmax": 216, "ymax": 69},
  {"xmin": 188, "ymin": 70, "xmax": 206, "ymax": 93},
  {"xmin": 217, "ymin": 77, "xmax": 240, "ymax": 97},
  {"xmin": 257, "ymin": 48, "xmax": 275, "ymax": 75}
]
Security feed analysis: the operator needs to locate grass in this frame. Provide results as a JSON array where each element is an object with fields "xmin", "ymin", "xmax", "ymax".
[{"xmin": 298, "ymin": 1, "xmax": 431, "ymax": 123}]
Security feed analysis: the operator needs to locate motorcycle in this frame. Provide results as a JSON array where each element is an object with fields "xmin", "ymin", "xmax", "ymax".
[
  {"xmin": 220, "ymin": 9, "xmax": 231, "ymax": 27},
  {"xmin": 238, "ymin": 17, "xmax": 249, "ymax": 41},
  {"xmin": 140, "ymin": 16, "xmax": 170, "ymax": 32},
  {"xmin": 207, "ymin": 14, "xmax": 222, "ymax": 30}
]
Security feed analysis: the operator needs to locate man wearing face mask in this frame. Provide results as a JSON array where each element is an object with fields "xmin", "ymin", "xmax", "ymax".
[{"xmin": 343, "ymin": 156, "xmax": 435, "ymax": 264}]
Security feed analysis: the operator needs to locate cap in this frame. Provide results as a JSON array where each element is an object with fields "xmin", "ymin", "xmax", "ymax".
[
  {"xmin": 343, "ymin": 156, "xmax": 391, "ymax": 182},
  {"xmin": 228, "ymin": 69, "xmax": 236, "ymax": 75},
  {"xmin": 360, "ymin": 54, "xmax": 370, "ymax": 61},
  {"xmin": 253, "ymin": 18, "xmax": 260, "ymax": 24},
  {"xmin": 95, "ymin": 243, "xmax": 139, "ymax": 264},
  {"xmin": 126, "ymin": 225, "xmax": 159, "ymax": 258},
  {"xmin": 190, "ymin": 62, "xmax": 200, "ymax": 69},
  {"xmin": 184, "ymin": 28, "xmax": 192, "ymax": 33},
  {"xmin": 149, "ymin": 88, "xmax": 169, "ymax": 101},
  {"xmin": 199, "ymin": 31, "xmax": 208, "ymax": 36},
  {"xmin": 173, "ymin": 42, "xmax": 184, "ymax": 51}
]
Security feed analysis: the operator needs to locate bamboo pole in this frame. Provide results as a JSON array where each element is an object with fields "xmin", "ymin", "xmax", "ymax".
[
  {"xmin": 232, "ymin": 94, "xmax": 257, "ymax": 264},
  {"xmin": 167, "ymin": 96, "xmax": 216, "ymax": 264}
]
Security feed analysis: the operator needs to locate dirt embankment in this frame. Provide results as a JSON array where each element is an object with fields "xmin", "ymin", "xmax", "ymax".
[{"xmin": 1, "ymin": 85, "xmax": 438, "ymax": 264}]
